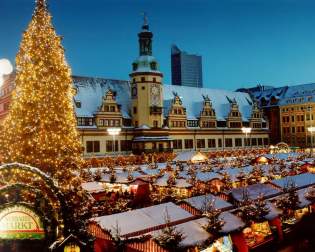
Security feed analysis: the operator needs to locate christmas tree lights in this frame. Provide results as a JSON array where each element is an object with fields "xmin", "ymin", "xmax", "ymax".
[{"xmin": 0, "ymin": 0, "xmax": 83, "ymax": 179}]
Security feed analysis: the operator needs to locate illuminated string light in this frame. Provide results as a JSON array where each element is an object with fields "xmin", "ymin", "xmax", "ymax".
[{"xmin": 0, "ymin": 0, "xmax": 83, "ymax": 176}]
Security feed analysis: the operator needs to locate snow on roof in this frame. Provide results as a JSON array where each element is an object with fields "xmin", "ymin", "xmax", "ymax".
[
  {"xmin": 163, "ymin": 84, "xmax": 253, "ymax": 121},
  {"xmin": 279, "ymin": 83, "xmax": 315, "ymax": 106},
  {"xmin": 264, "ymin": 152, "xmax": 301, "ymax": 160},
  {"xmin": 151, "ymin": 217, "xmax": 211, "ymax": 248},
  {"xmin": 196, "ymin": 171, "xmax": 222, "ymax": 182},
  {"xmin": 81, "ymin": 182, "xmax": 105, "ymax": 194},
  {"xmin": 251, "ymin": 86, "xmax": 287, "ymax": 107},
  {"xmin": 173, "ymin": 151, "xmax": 208, "ymax": 163},
  {"xmin": 90, "ymin": 202, "xmax": 192, "ymax": 236},
  {"xmin": 175, "ymin": 179, "xmax": 193, "ymax": 188},
  {"xmin": 220, "ymin": 211, "xmax": 245, "ymax": 233},
  {"xmin": 73, "ymin": 76, "xmax": 131, "ymax": 119},
  {"xmin": 141, "ymin": 168, "xmax": 161, "ymax": 176},
  {"xmin": 136, "ymin": 124, "xmax": 151, "ymax": 129},
  {"xmin": 224, "ymin": 166, "xmax": 253, "ymax": 182},
  {"xmin": 154, "ymin": 174, "xmax": 192, "ymax": 188},
  {"xmin": 264, "ymin": 202, "xmax": 282, "ymax": 221},
  {"xmin": 297, "ymin": 188, "xmax": 312, "ymax": 208},
  {"xmin": 252, "ymin": 82, "xmax": 315, "ymax": 107},
  {"xmin": 101, "ymin": 170, "xmax": 143, "ymax": 184},
  {"xmin": 230, "ymin": 183, "xmax": 281, "ymax": 202},
  {"xmin": 183, "ymin": 194, "xmax": 233, "ymax": 211},
  {"xmin": 132, "ymin": 55, "xmax": 161, "ymax": 74},
  {"xmin": 73, "ymin": 76, "xmax": 256, "ymax": 123},
  {"xmin": 271, "ymin": 173, "xmax": 315, "ymax": 190},
  {"xmin": 151, "ymin": 213, "xmax": 244, "ymax": 247}
]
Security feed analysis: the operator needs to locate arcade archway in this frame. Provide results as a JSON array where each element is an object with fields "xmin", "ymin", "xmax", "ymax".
[{"xmin": 0, "ymin": 163, "xmax": 68, "ymax": 252}]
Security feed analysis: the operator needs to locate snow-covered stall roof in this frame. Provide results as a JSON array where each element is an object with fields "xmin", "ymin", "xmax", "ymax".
[
  {"xmin": 183, "ymin": 194, "xmax": 233, "ymax": 212},
  {"xmin": 195, "ymin": 171, "xmax": 222, "ymax": 182},
  {"xmin": 163, "ymin": 84, "xmax": 253, "ymax": 121},
  {"xmin": 151, "ymin": 212, "xmax": 244, "ymax": 248},
  {"xmin": 151, "ymin": 218, "xmax": 211, "ymax": 248},
  {"xmin": 271, "ymin": 173, "xmax": 315, "ymax": 190},
  {"xmin": 73, "ymin": 76, "xmax": 131, "ymax": 119},
  {"xmin": 224, "ymin": 166, "xmax": 253, "ymax": 182},
  {"xmin": 173, "ymin": 151, "xmax": 208, "ymax": 163},
  {"xmin": 220, "ymin": 211, "xmax": 245, "ymax": 233},
  {"xmin": 101, "ymin": 170, "xmax": 144, "ymax": 184},
  {"xmin": 81, "ymin": 182, "xmax": 105, "ymax": 194},
  {"xmin": 296, "ymin": 188, "xmax": 312, "ymax": 208},
  {"xmin": 264, "ymin": 152, "xmax": 301, "ymax": 160},
  {"xmin": 90, "ymin": 202, "xmax": 193, "ymax": 237},
  {"xmin": 230, "ymin": 183, "xmax": 281, "ymax": 202},
  {"xmin": 264, "ymin": 202, "xmax": 282, "ymax": 220},
  {"xmin": 154, "ymin": 174, "xmax": 192, "ymax": 188}
]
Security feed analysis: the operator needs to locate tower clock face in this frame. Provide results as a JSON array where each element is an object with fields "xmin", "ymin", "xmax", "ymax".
[{"xmin": 150, "ymin": 84, "xmax": 160, "ymax": 106}]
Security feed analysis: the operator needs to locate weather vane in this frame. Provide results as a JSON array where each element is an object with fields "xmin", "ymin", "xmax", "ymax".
[{"xmin": 141, "ymin": 11, "xmax": 148, "ymax": 26}]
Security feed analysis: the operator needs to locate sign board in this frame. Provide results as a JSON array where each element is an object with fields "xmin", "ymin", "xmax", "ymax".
[
  {"xmin": 0, "ymin": 205, "xmax": 45, "ymax": 239},
  {"xmin": 64, "ymin": 243, "xmax": 80, "ymax": 252}
]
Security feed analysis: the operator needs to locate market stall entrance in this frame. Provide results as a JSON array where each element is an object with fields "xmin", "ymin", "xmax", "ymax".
[
  {"xmin": 0, "ymin": 205, "xmax": 46, "ymax": 252},
  {"xmin": 0, "ymin": 163, "xmax": 68, "ymax": 252}
]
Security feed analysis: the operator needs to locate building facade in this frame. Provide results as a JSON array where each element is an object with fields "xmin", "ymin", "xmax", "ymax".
[
  {"xmin": 245, "ymin": 83, "xmax": 315, "ymax": 147},
  {"xmin": 0, "ymin": 74, "xmax": 15, "ymax": 122},
  {"xmin": 0, "ymin": 20, "xmax": 269, "ymax": 156},
  {"xmin": 75, "ymin": 20, "xmax": 269, "ymax": 155},
  {"xmin": 171, "ymin": 45, "xmax": 203, "ymax": 88}
]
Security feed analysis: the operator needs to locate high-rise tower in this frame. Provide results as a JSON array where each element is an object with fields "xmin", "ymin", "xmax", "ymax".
[{"xmin": 171, "ymin": 44, "xmax": 203, "ymax": 88}]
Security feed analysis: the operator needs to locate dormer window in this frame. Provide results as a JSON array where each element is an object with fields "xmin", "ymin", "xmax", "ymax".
[
  {"xmin": 232, "ymin": 112, "xmax": 239, "ymax": 117},
  {"xmin": 75, "ymin": 100, "xmax": 81, "ymax": 108},
  {"xmin": 150, "ymin": 61, "xmax": 157, "ymax": 70},
  {"xmin": 132, "ymin": 63, "xmax": 138, "ymax": 71}
]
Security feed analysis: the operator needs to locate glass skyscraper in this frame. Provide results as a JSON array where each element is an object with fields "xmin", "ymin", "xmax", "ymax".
[{"xmin": 171, "ymin": 45, "xmax": 203, "ymax": 88}]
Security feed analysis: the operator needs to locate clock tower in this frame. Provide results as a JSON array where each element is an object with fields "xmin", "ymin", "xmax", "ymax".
[{"xmin": 129, "ymin": 16, "xmax": 164, "ymax": 128}]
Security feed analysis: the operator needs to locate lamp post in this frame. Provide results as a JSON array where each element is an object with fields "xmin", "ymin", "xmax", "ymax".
[
  {"xmin": 308, "ymin": 126, "xmax": 315, "ymax": 157},
  {"xmin": 107, "ymin": 127, "xmax": 121, "ymax": 154},
  {"xmin": 242, "ymin": 127, "xmax": 252, "ymax": 149}
]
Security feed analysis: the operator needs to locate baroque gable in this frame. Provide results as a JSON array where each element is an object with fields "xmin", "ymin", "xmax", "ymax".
[
  {"xmin": 199, "ymin": 95, "xmax": 216, "ymax": 128},
  {"xmin": 95, "ymin": 89, "xmax": 123, "ymax": 128},
  {"xmin": 167, "ymin": 92, "xmax": 187, "ymax": 128},
  {"xmin": 226, "ymin": 97, "xmax": 242, "ymax": 128}
]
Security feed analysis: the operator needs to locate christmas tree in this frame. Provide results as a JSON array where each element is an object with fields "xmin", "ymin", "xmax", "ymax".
[
  {"xmin": 154, "ymin": 208, "xmax": 185, "ymax": 251},
  {"xmin": 201, "ymin": 196, "xmax": 225, "ymax": 235},
  {"xmin": 0, "ymin": 0, "xmax": 82, "ymax": 178},
  {"xmin": 239, "ymin": 189, "xmax": 269, "ymax": 224},
  {"xmin": 276, "ymin": 180, "xmax": 300, "ymax": 217},
  {"xmin": 0, "ymin": 0, "xmax": 93, "ymax": 247}
]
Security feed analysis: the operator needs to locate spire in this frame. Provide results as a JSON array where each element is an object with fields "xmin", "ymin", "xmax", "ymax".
[
  {"xmin": 142, "ymin": 12, "xmax": 149, "ymax": 30},
  {"xmin": 35, "ymin": 0, "xmax": 47, "ymax": 10},
  {"xmin": 138, "ymin": 13, "xmax": 153, "ymax": 56}
]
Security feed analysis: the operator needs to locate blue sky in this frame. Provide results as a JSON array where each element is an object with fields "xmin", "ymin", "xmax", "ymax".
[{"xmin": 1, "ymin": 0, "xmax": 315, "ymax": 90}]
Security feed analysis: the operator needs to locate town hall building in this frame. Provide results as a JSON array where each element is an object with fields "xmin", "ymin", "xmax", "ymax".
[
  {"xmin": 0, "ymin": 19, "xmax": 270, "ymax": 156},
  {"xmin": 73, "ymin": 19, "xmax": 269, "ymax": 155}
]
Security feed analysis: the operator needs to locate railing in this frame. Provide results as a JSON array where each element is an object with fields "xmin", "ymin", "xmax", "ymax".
[{"xmin": 150, "ymin": 106, "xmax": 163, "ymax": 114}]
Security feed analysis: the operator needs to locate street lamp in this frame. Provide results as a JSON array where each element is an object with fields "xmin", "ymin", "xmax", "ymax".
[
  {"xmin": 242, "ymin": 127, "xmax": 252, "ymax": 149},
  {"xmin": 308, "ymin": 126, "xmax": 315, "ymax": 157},
  {"xmin": 0, "ymin": 58, "xmax": 13, "ymax": 87},
  {"xmin": 107, "ymin": 127, "xmax": 121, "ymax": 154}
]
